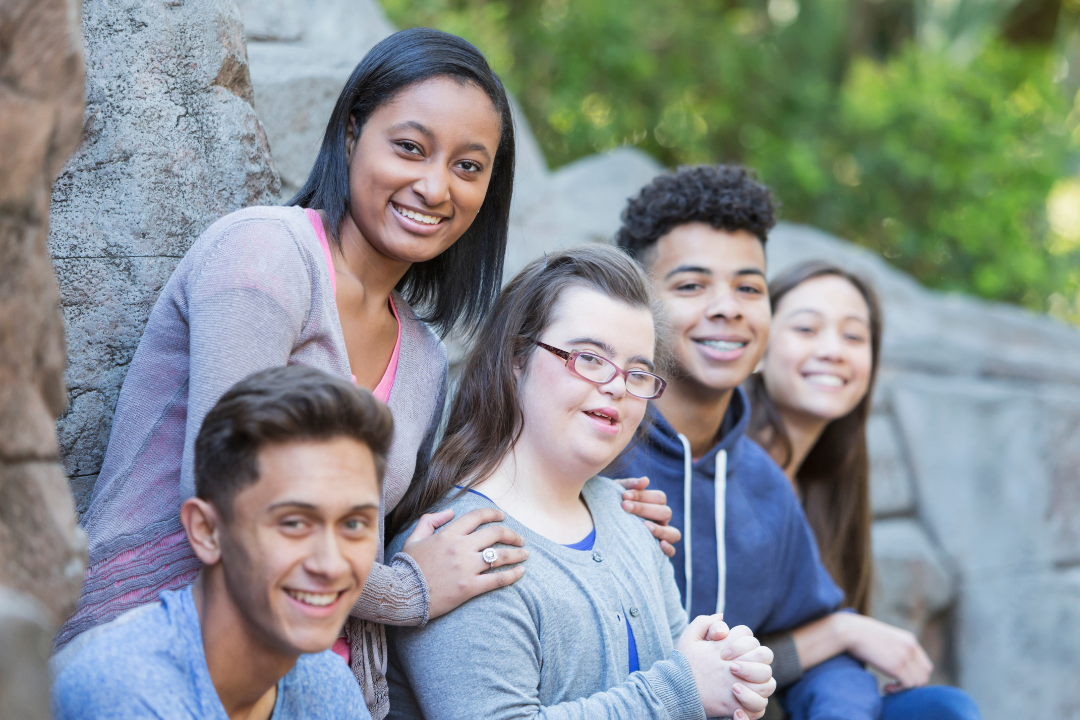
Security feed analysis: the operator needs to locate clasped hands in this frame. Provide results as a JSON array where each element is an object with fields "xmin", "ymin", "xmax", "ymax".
[{"xmin": 677, "ymin": 614, "xmax": 776, "ymax": 720}]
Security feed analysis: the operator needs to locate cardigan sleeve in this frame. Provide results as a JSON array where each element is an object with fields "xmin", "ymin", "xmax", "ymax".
[{"xmin": 179, "ymin": 218, "xmax": 314, "ymax": 501}]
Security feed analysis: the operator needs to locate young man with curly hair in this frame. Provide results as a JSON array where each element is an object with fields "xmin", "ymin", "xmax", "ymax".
[{"xmin": 613, "ymin": 165, "xmax": 893, "ymax": 720}]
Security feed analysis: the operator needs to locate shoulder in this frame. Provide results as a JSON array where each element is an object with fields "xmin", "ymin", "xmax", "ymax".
[
  {"xmin": 387, "ymin": 488, "xmax": 492, "ymax": 557},
  {"xmin": 181, "ymin": 206, "xmax": 319, "ymax": 286},
  {"xmin": 283, "ymin": 652, "xmax": 369, "ymax": 717},
  {"xmin": 585, "ymin": 476, "xmax": 658, "ymax": 548},
  {"xmin": 734, "ymin": 436, "xmax": 799, "ymax": 504},
  {"xmin": 52, "ymin": 602, "xmax": 189, "ymax": 712}
]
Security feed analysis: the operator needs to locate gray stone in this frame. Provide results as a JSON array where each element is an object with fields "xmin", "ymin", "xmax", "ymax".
[
  {"xmin": 870, "ymin": 518, "xmax": 955, "ymax": 634},
  {"xmin": 866, "ymin": 403, "xmax": 917, "ymax": 517},
  {"xmin": 0, "ymin": 587, "xmax": 53, "ymax": 720},
  {"xmin": 50, "ymin": 0, "xmax": 280, "ymax": 481}
]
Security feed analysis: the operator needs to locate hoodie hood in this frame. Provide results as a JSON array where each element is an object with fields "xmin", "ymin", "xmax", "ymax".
[{"xmin": 638, "ymin": 385, "xmax": 752, "ymax": 475}]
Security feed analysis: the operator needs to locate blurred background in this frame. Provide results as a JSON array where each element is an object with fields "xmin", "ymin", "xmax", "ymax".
[
  {"xmin": 2, "ymin": 0, "xmax": 1079, "ymax": 718},
  {"xmin": 381, "ymin": 0, "xmax": 1080, "ymax": 323}
]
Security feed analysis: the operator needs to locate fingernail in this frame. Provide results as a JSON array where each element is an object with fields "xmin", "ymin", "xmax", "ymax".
[
  {"xmin": 722, "ymin": 650, "xmax": 733, "ymax": 660},
  {"xmin": 730, "ymin": 662, "xmax": 740, "ymax": 673},
  {"xmin": 733, "ymin": 683, "xmax": 743, "ymax": 693}
]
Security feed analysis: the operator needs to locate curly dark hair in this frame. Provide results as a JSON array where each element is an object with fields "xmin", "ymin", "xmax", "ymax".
[{"xmin": 616, "ymin": 165, "xmax": 778, "ymax": 263}]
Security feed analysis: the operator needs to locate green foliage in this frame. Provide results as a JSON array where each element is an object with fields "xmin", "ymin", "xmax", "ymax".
[{"xmin": 382, "ymin": 0, "xmax": 1080, "ymax": 316}]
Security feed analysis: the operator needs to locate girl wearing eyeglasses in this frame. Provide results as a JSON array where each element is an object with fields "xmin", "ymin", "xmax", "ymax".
[{"xmin": 385, "ymin": 245, "xmax": 776, "ymax": 720}]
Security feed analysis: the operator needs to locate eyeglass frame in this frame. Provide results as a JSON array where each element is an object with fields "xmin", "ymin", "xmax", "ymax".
[{"xmin": 531, "ymin": 340, "xmax": 667, "ymax": 399}]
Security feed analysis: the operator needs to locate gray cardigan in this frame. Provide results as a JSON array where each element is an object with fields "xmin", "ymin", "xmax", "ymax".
[
  {"xmin": 59, "ymin": 205, "xmax": 447, "ymax": 719},
  {"xmin": 386, "ymin": 477, "xmax": 707, "ymax": 720}
]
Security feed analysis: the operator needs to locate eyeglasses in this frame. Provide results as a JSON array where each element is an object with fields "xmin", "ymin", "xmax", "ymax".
[{"xmin": 532, "ymin": 340, "xmax": 667, "ymax": 399}]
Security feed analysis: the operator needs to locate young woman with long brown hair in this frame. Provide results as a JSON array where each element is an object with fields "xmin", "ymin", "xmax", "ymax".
[
  {"xmin": 746, "ymin": 260, "xmax": 980, "ymax": 719},
  {"xmin": 386, "ymin": 245, "xmax": 775, "ymax": 720}
]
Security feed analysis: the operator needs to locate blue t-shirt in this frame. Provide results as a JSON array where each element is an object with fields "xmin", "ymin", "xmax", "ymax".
[
  {"xmin": 52, "ymin": 586, "xmax": 370, "ymax": 720},
  {"xmin": 463, "ymin": 487, "xmax": 641, "ymax": 675}
]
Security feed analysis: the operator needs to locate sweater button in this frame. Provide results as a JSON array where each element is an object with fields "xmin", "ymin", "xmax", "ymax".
[
  {"xmin": 592, "ymin": 550, "xmax": 604, "ymax": 562},
  {"xmin": 629, "ymin": 606, "xmax": 639, "ymax": 617}
]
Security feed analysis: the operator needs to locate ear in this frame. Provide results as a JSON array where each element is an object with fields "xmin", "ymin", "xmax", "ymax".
[
  {"xmin": 181, "ymin": 497, "xmax": 224, "ymax": 566},
  {"xmin": 345, "ymin": 114, "xmax": 359, "ymax": 164}
]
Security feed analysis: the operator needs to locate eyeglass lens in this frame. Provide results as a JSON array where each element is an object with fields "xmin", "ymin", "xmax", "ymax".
[{"xmin": 570, "ymin": 353, "xmax": 662, "ymax": 398}]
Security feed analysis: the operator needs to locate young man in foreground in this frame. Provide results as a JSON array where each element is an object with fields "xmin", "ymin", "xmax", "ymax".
[
  {"xmin": 614, "ymin": 165, "xmax": 886, "ymax": 719},
  {"xmin": 52, "ymin": 366, "xmax": 390, "ymax": 719}
]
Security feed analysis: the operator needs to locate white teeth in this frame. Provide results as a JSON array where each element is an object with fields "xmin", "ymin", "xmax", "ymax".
[
  {"xmin": 696, "ymin": 339, "xmax": 747, "ymax": 351},
  {"xmin": 393, "ymin": 204, "xmax": 441, "ymax": 225},
  {"xmin": 805, "ymin": 373, "xmax": 844, "ymax": 387},
  {"xmin": 286, "ymin": 589, "xmax": 339, "ymax": 607},
  {"xmin": 587, "ymin": 411, "xmax": 615, "ymax": 424}
]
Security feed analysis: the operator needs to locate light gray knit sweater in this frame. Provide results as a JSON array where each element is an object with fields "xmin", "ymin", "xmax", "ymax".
[
  {"xmin": 58, "ymin": 205, "xmax": 447, "ymax": 720},
  {"xmin": 385, "ymin": 477, "xmax": 707, "ymax": 720}
]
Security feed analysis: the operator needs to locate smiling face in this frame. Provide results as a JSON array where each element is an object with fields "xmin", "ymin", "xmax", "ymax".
[
  {"xmin": 516, "ymin": 285, "xmax": 656, "ymax": 478},
  {"xmin": 344, "ymin": 75, "xmax": 503, "ymax": 264},
  {"xmin": 761, "ymin": 274, "xmax": 874, "ymax": 424},
  {"xmin": 216, "ymin": 437, "xmax": 381, "ymax": 656},
  {"xmin": 647, "ymin": 223, "xmax": 771, "ymax": 397}
]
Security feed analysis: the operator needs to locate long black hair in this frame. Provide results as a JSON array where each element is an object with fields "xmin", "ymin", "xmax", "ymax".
[{"xmin": 289, "ymin": 28, "xmax": 515, "ymax": 336}]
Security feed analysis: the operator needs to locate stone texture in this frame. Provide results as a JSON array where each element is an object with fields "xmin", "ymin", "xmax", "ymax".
[
  {"xmin": 0, "ymin": 0, "xmax": 88, "ymax": 715},
  {"xmin": 0, "ymin": 587, "xmax": 53, "ymax": 720},
  {"xmin": 50, "ymin": 0, "xmax": 281, "ymax": 485},
  {"xmin": 0, "ymin": 0, "xmax": 87, "ymax": 624}
]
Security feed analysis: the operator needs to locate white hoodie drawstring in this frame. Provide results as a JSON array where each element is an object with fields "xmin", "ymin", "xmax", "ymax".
[
  {"xmin": 714, "ymin": 448, "xmax": 727, "ymax": 615},
  {"xmin": 676, "ymin": 433, "xmax": 728, "ymax": 617},
  {"xmin": 677, "ymin": 434, "xmax": 694, "ymax": 617}
]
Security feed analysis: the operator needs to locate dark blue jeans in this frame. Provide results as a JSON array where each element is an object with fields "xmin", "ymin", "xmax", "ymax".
[{"xmin": 881, "ymin": 685, "xmax": 981, "ymax": 720}]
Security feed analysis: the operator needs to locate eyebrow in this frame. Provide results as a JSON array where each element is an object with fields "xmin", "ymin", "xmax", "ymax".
[
  {"xmin": 565, "ymin": 337, "xmax": 656, "ymax": 371},
  {"xmin": 786, "ymin": 308, "xmax": 869, "ymax": 325},
  {"xmin": 388, "ymin": 121, "xmax": 493, "ymax": 161},
  {"xmin": 663, "ymin": 265, "xmax": 766, "ymax": 280},
  {"xmin": 267, "ymin": 501, "xmax": 380, "ymax": 514}
]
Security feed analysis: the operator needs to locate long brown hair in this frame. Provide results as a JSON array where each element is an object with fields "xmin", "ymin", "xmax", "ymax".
[
  {"xmin": 746, "ymin": 261, "xmax": 882, "ymax": 614},
  {"xmin": 389, "ymin": 244, "xmax": 663, "ymax": 534}
]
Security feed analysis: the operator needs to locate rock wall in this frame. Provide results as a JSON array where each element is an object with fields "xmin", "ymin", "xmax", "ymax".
[
  {"xmin": 0, "ymin": 0, "xmax": 87, "ymax": 717},
  {"xmin": 50, "ymin": 0, "xmax": 280, "ymax": 511}
]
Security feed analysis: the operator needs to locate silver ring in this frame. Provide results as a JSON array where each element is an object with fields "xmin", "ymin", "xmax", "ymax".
[{"xmin": 482, "ymin": 547, "xmax": 499, "ymax": 569}]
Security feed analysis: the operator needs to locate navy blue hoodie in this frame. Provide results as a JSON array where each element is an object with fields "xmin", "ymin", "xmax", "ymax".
[{"xmin": 616, "ymin": 386, "xmax": 882, "ymax": 720}]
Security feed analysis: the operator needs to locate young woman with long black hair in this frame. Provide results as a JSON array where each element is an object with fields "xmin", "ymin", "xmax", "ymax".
[{"xmin": 746, "ymin": 261, "xmax": 980, "ymax": 720}]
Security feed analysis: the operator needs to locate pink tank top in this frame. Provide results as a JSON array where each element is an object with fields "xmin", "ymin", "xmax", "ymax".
[{"xmin": 305, "ymin": 209, "xmax": 400, "ymax": 665}]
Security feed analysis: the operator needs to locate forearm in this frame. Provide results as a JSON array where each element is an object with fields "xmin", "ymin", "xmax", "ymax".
[
  {"xmin": 790, "ymin": 612, "xmax": 851, "ymax": 673},
  {"xmin": 350, "ymin": 553, "xmax": 430, "ymax": 626},
  {"xmin": 760, "ymin": 632, "xmax": 803, "ymax": 690}
]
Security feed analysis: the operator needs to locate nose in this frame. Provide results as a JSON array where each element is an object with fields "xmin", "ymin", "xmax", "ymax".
[
  {"xmin": 815, "ymin": 329, "xmax": 845, "ymax": 362},
  {"xmin": 705, "ymin": 286, "xmax": 743, "ymax": 321},
  {"xmin": 411, "ymin": 162, "xmax": 451, "ymax": 208},
  {"xmin": 599, "ymin": 372, "xmax": 628, "ymax": 399},
  {"xmin": 304, "ymin": 528, "xmax": 351, "ymax": 582}
]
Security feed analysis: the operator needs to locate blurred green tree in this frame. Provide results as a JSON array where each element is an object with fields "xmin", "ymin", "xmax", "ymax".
[{"xmin": 383, "ymin": 0, "xmax": 1080, "ymax": 318}]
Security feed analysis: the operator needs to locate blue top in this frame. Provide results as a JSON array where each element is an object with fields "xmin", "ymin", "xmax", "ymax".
[
  {"xmin": 52, "ymin": 586, "xmax": 370, "ymax": 720},
  {"xmin": 614, "ymin": 386, "xmax": 882, "ymax": 719},
  {"xmin": 463, "ymin": 487, "xmax": 640, "ymax": 674}
]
